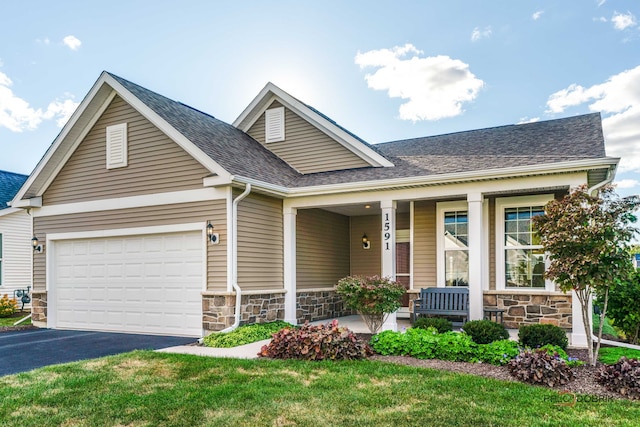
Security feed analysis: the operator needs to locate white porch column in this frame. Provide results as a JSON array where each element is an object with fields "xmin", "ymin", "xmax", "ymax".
[
  {"xmin": 570, "ymin": 290, "xmax": 591, "ymax": 348},
  {"xmin": 283, "ymin": 207, "xmax": 298, "ymax": 325},
  {"xmin": 381, "ymin": 200, "xmax": 397, "ymax": 331},
  {"xmin": 467, "ymin": 193, "xmax": 485, "ymax": 321}
]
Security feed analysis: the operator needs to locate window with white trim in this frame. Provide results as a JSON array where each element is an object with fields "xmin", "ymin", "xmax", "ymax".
[
  {"xmin": 106, "ymin": 123, "xmax": 128, "ymax": 169},
  {"xmin": 265, "ymin": 107, "xmax": 285, "ymax": 143},
  {"xmin": 437, "ymin": 201, "xmax": 469, "ymax": 287},
  {"xmin": 496, "ymin": 195, "xmax": 554, "ymax": 291}
]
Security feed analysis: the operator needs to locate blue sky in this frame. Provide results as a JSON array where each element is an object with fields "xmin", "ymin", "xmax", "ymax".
[{"xmin": 0, "ymin": 1, "xmax": 639, "ymax": 197}]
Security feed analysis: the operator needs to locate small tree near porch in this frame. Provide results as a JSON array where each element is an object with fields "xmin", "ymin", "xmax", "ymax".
[
  {"xmin": 336, "ymin": 276, "xmax": 405, "ymax": 334},
  {"xmin": 533, "ymin": 185, "xmax": 639, "ymax": 366}
]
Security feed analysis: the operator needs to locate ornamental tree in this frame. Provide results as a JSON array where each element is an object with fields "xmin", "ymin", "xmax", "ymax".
[
  {"xmin": 532, "ymin": 184, "xmax": 639, "ymax": 365},
  {"xmin": 335, "ymin": 275, "xmax": 405, "ymax": 334}
]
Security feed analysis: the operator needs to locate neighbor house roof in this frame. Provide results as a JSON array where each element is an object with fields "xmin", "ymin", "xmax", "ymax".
[{"xmin": 0, "ymin": 170, "xmax": 28, "ymax": 208}]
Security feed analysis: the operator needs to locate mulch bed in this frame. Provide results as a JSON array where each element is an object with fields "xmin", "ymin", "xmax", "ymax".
[
  {"xmin": 357, "ymin": 333, "xmax": 628, "ymax": 400},
  {"xmin": 0, "ymin": 312, "xmax": 36, "ymax": 333}
]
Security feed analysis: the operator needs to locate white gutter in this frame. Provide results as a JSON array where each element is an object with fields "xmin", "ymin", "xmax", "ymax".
[
  {"xmin": 231, "ymin": 157, "xmax": 620, "ymax": 199},
  {"xmin": 219, "ymin": 183, "xmax": 252, "ymax": 333},
  {"xmin": 587, "ymin": 164, "xmax": 616, "ymax": 196}
]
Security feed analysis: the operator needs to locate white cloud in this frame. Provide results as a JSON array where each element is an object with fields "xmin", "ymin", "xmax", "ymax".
[
  {"xmin": 615, "ymin": 178, "xmax": 639, "ymax": 189},
  {"xmin": 611, "ymin": 11, "xmax": 637, "ymax": 30},
  {"xmin": 355, "ymin": 44, "xmax": 484, "ymax": 121},
  {"xmin": 63, "ymin": 35, "xmax": 82, "ymax": 50},
  {"xmin": 545, "ymin": 65, "xmax": 640, "ymax": 173},
  {"xmin": 471, "ymin": 26, "xmax": 492, "ymax": 42},
  {"xmin": 517, "ymin": 117, "xmax": 540, "ymax": 124},
  {"xmin": 0, "ymin": 71, "xmax": 79, "ymax": 132},
  {"xmin": 597, "ymin": 0, "xmax": 607, "ymax": 7},
  {"xmin": 532, "ymin": 10, "xmax": 544, "ymax": 21}
]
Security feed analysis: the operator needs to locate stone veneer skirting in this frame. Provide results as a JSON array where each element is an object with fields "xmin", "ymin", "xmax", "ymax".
[
  {"xmin": 296, "ymin": 290, "xmax": 353, "ymax": 323},
  {"xmin": 202, "ymin": 292, "xmax": 285, "ymax": 332},
  {"xmin": 483, "ymin": 291, "xmax": 572, "ymax": 330},
  {"xmin": 31, "ymin": 291, "xmax": 47, "ymax": 323}
]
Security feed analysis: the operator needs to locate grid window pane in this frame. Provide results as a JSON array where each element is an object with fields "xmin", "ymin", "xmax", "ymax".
[
  {"xmin": 504, "ymin": 207, "xmax": 544, "ymax": 247},
  {"xmin": 444, "ymin": 211, "xmax": 468, "ymax": 249},
  {"xmin": 445, "ymin": 250, "xmax": 469, "ymax": 286},
  {"xmin": 505, "ymin": 248, "xmax": 546, "ymax": 288}
]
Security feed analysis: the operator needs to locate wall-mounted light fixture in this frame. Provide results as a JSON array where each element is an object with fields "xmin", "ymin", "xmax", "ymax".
[
  {"xmin": 31, "ymin": 236, "xmax": 43, "ymax": 253},
  {"xmin": 362, "ymin": 233, "xmax": 370, "ymax": 250},
  {"xmin": 206, "ymin": 221, "xmax": 219, "ymax": 244}
]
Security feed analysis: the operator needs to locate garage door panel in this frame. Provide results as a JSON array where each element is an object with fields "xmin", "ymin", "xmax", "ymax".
[{"xmin": 54, "ymin": 231, "xmax": 203, "ymax": 336}]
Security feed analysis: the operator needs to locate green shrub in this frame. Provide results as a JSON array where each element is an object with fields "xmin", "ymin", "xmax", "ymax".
[
  {"xmin": 462, "ymin": 320, "xmax": 509, "ymax": 344},
  {"xmin": 335, "ymin": 275, "xmax": 406, "ymax": 334},
  {"xmin": 0, "ymin": 295, "xmax": 18, "ymax": 318},
  {"xmin": 472, "ymin": 340, "xmax": 521, "ymax": 365},
  {"xmin": 597, "ymin": 357, "xmax": 640, "ymax": 399},
  {"xmin": 371, "ymin": 327, "xmax": 476, "ymax": 361},
  {"xmin": 518, "ymin": 324, "xmax": 568, "ymax": 350},
  {"xmin": 413, "ymin": 317, "xmax": 453, "ymax": 334},
  {"xmin": 600, "ymin": 269, "xmax": 640, "ymax": 344},
  {"xmin": 203, "ymin": 321, "xmax": 293, "ymax": 348},
  {"xmin": 508, "ymin": 348, "xmax": 575, "ymax": 387},
  {"xmin": 258, "ymin": 320, "xmax": 371, "ymax": 361}
]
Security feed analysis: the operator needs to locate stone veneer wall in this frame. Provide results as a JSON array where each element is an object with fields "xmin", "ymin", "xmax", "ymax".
[
  {"xmin": 296, "ymin": 290, "xmax": 354, "ymax": 323},
  {"xmin": 31, "ymin": 291, "xmax": 47, "ymax": 323},
  {"xmin": 483, "ymin": 292, "xmax": 572, "ymax": 330},
  {"xmin": 202, "ymin": 292, "xmax": 285, "ymax": 332}
]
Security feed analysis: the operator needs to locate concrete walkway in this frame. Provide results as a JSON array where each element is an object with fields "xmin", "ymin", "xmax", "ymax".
[{"xmin": 157, "ymin": 315, "xmax": 413, "ymax": 359}]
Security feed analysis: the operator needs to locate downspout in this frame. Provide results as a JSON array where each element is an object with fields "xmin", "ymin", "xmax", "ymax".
[
  {"xmin": 587, "ymin": 165, "xmax": 615, "ymax": 196},
  {"xmin": 219, "ymin": 183, "xmax": 252, "ymax": 333}
]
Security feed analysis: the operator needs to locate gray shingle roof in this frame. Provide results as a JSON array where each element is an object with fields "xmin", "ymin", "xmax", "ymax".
[
  {"xmin": 108, "ymin": 73, "xmax": 301, "ymax": 186},
  {"xmin": 0, "ymin": 170, "xmax": 28, "ymax": 208},
  {"xmin": 108, "ymin": 73, "xmax": 607, "ymax": 189}
]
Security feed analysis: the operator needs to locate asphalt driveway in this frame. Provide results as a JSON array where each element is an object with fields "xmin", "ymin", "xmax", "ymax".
[{"xmin": 0, "ymin": 329, "xmax": 196, "ymax": 376}]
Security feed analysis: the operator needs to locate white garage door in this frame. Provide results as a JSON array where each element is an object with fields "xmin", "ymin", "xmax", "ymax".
[{"xmin": 53, "ymin": 231, "xmax": 203, "ymax": 337}]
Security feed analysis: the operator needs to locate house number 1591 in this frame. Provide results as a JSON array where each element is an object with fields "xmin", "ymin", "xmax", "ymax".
[{"xmin": 383, "ymin": 213, "xmax": 391, "ymax": 250}]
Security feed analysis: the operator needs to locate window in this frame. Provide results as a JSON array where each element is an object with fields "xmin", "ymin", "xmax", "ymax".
[
  {"xmin": 106, "ymin": 123, "xmax": 128, "ymax": 169},
  {"xmin": 496, "ymin": 195, "xmax": 554, "ymax": 290},
  {"xmin": 265, "ymin": 107, "xmax": 285, "ymax": 143},
  {"xmin": 437, "ymin": 202, "xmax": 469, "ymax": 287}
]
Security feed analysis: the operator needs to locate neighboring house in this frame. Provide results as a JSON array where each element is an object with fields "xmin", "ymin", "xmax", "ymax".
[
  {"xmin": 0, "ymin": 170, "xmax": 31, "ymax": 307},
  {"xmin": 11, "ymin": 72, "xmax": 619, "ymax": 346}
]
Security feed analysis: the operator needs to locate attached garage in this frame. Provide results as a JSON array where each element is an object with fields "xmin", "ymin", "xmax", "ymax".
[{"xmin": 50, "ymin": 230, "xmax": 204, "ymax": 337}]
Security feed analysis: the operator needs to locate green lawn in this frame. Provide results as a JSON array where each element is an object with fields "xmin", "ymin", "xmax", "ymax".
[
  {"xmin": 599, "ymin": 346, "xmax": 640, "ymax": 364},
  {"xmin": 0, "ymin": 312, "xmax": 31, "ymax": 327},
  {"xmin": 0, "ymin": 351, "xmax": 638, "ymax": 426}
]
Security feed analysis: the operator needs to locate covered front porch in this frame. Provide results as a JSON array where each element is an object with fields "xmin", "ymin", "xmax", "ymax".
[{"xmin": 280, "ymin": 174, "xmax": 590, "ymax": 347}]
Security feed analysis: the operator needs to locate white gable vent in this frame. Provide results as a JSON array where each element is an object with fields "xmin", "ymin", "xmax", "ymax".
[
  {"xmin": 265, "ymin": 107, "xmax": 285, "ymax": 143},
  {"xmin": 106, "ymin": 123, "xmax": 128, "ymax": 169}
]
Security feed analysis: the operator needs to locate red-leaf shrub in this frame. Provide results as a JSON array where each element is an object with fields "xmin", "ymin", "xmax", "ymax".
[
  {"xmin": 258, "ymin": 320, "xmax": 372, "ymax": 361},
  {"xmin": 597, "ymin": 357, "xmax": 640, "ymax": 399},
  {"xmin": 508, "ymin": 348, "xmax": 574, "ymax": 387}
]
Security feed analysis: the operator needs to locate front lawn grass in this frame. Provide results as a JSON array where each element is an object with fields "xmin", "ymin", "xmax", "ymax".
[
  {"xmin": 599, "ymin": 346, "xmax": 640, "ymax": 364},
  {"xmin": 1, "ymin": 351, "xmax": 639, "ymax": 426},
  {"xmin": 0, "ymin": 312, "xmax": 31, "ymax": 327}
]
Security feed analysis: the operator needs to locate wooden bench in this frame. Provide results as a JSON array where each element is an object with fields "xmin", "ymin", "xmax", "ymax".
[{"xmin": 411, "ymin": 287, "xmax": 469, "ymax": 327}]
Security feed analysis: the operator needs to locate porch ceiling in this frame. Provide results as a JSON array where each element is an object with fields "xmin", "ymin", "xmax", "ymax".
[{"xmin": 320, "ymin": 201, "xmax": 410, "ymax": 217}]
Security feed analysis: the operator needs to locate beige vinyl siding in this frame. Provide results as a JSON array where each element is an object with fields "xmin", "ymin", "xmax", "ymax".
[
  {"xmin": 247, "ymin": 101, "xmax": 370, "ymax": 174},
  {"xmin": 413, "ymin": 200, "xmax": 436, "ymax": 288},
  {"xmin": 297, "ymin": 209, "xmax": 350, "ymax": 289},
  {"xmin": 350, "ymin": 215, "xmax": 381, "ymax": 276},
  {"xmin": 0, "ymin": 210, "xmax": 32, "ymax": 295},
  {"xmin": 33, "ymin": 200, "xmax": 226, "ymax": 292},
  {"xmin": 236, "ymin": 193, "xmax": 283, "ymax": 291},
  {"xmin": 44, "ymin": 95, "xmax": 210, "ymax": 205}
]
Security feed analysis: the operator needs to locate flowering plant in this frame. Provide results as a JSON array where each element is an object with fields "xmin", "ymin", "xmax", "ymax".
[{"xmin": 335, "ymin": 275, "xmax": 405, "ymax": 333}]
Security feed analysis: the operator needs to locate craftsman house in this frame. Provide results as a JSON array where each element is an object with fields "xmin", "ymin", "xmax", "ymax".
[
  {"xmin": 0, "ymin": 170, "xmax": 31, "ymax": 306},
  {"xmin": 12, "ymin": 72, "xmax": 618, "ymax": 346}
]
